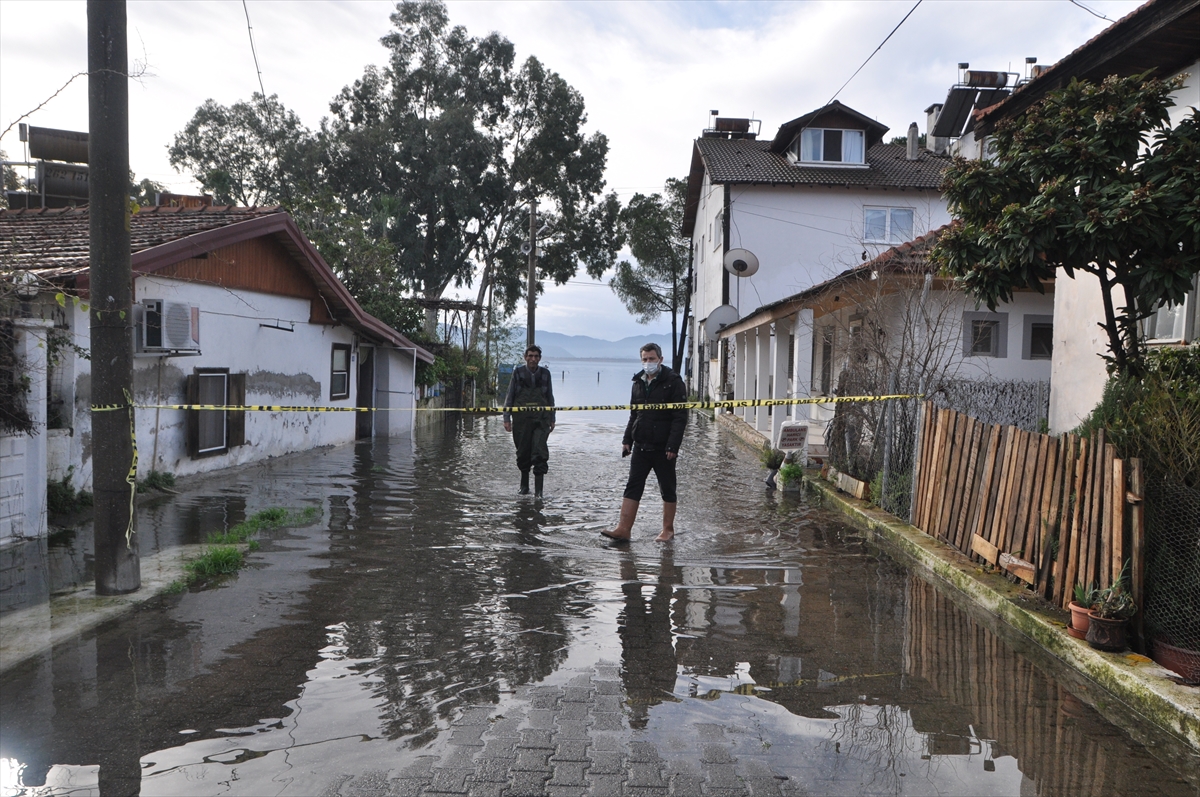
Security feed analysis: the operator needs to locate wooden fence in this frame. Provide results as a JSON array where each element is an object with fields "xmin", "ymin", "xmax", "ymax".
[{"xmin": 911, "ymin": 402, "xmax": 1145, "ymax": 612}]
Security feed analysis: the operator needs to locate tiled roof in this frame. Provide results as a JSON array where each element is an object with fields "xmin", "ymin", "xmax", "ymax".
[
  {"xmin": 0, "ymin": 205, "xmax": 285, "ymax": 278},
  {"xmin": 722, "ymin": 225, "xmax": 953, "ymax": 333},
  {"xmin": 696, "ymin": 139, "xmax": 949, "ymax": 189}
]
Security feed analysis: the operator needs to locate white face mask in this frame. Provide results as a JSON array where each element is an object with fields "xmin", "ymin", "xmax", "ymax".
[{"xmin": 643, "ymin": 361, "xmax": 661, "ymax": 376}]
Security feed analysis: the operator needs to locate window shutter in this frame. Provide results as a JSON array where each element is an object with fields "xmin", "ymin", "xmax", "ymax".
[
  {"xmin": 228, "ymin": 373, "xmax": 246, "ymax": 447},
  {"xmin": 185, "ymin": 373, "xmax": 199, "ymax": 456}
]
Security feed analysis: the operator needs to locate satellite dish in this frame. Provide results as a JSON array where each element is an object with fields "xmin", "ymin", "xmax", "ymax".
[
  {"xmin": 704, "ymin": 304, "xmax": 740, "ymax": 340},
  {"xmin": 724, "ymin": 248, "xmax": 759, "ymax": 277}
]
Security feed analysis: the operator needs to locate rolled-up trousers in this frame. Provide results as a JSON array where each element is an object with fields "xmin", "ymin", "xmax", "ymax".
[{"xmin": 623, "ymin": 445, "xmax": 677, "ymax": 503}]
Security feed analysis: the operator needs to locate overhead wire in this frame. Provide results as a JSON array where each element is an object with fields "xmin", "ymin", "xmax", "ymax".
[
  {"xmin": 826, "ymin": 0, "xmax": 923, "ymax": 106},
  {"xmin": 1068, "ymin": 0, "xmax": 1113, "ymax": 21}
]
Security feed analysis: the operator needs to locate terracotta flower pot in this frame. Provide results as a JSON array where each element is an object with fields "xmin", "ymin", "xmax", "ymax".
[
  {"xmin": 1068, "ymin": 601, "xmax": 1091, "ymax": 638},
  {"xmin": 1086, "ymin": 612, "xmax": 1128, "ymax": 652},
  {"xmin": 1151, "ymin": 639, "xmax": 1200, "ymax": 684}
]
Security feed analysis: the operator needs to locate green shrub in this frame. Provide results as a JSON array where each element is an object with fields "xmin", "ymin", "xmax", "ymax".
[
  {"xmin": 759, "ymin": 444, "xmax": 786, "ymax": 470},
  {"xmin": 47, "ymin": 466, "xmax": 92, "ymax": 516},
  {"xmin": 1075, "ymin": 347, "xmax": 1200, "ymax": 488}
]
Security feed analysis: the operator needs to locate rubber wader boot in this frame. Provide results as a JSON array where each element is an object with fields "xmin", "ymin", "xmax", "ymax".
[
  {"xmin": 656, "ymin": 501, "xmax": 677, "ymax": 542},
  {"xmin": 520, "ymin": 470, "xmax": 530, "ymax": 495},
  {"xmin": 534, "ymin": 473, "xmax": 544, "ymax": 498},
  {"xmin": 602, "ymin": 498, "xmax": 639, "ymax": 541}
]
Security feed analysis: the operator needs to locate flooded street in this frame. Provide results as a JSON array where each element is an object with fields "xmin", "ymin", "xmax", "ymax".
[{"xmin": 1, "ymin": 370, "xmax": 1198, "ymax": 796}]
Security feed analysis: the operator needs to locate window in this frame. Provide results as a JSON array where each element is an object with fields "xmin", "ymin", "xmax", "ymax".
[
  {"xmin": 864, "ymin": 207, "xmax": 915, "ymax": 243},
  {"xmin": 813, "ymin": 327, "xmax": 835, "ymax": 396},
  {"xmin": 331, "ymin": 344, "xmax": 351, "ymax": 400},
  {"xmin": 1144, "ymin": 278, "xmax": 1198, "ymax": 344},
  {"xmin": 962, "ymin": 311, "xmax": 1008, "ymax": 358},
  {"xmin": 792, "ymin": 128, "xmax": 866, "ymax": 164},
  {"xmin": 1023, "ymin": 314, "xmax": 1054, "ymax": 360},
  {"xmin": 714, "ymin": 210, "xmax": 723, "ymax": 249},
  {"xmin": 186, "ymin": 369, "xmax": 246, "ymax": 456}
]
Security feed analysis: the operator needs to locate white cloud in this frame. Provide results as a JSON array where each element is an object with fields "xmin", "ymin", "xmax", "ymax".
[{"xmin": 1, "ymin": 0, "xmax": 1142, "ymax": 338}]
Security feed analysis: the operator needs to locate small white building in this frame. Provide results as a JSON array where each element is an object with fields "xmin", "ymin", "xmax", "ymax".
[
  {"xmin": 682, "ymin": 102, "xmax": 953, "ymax": 400},
  {"xmin": 971, "ymin": 0, "xmax": 1200, "ymax": 433},
  {"xmin": 0, "ymin": 204, "xmax": 434, "ymax": 543}
]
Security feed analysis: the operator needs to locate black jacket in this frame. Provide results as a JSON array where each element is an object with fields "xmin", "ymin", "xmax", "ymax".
[
  {"xmin": 503, "ymin": 365, "xmax": 555, "ymax": 423},
  {"xmin": 623, "ymin": 366, "xmax": 688, "ymax": 453}
]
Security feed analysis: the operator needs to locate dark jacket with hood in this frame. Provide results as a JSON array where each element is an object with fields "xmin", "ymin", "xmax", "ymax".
[{"xmin": 623, "ymin": 365, "xmax": 688, "ymax": 453}]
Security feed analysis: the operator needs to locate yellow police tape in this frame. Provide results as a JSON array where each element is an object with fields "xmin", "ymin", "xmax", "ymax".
[{"xmin": 91, "ymin": 394, "xmax": 920, "ymax": 414}]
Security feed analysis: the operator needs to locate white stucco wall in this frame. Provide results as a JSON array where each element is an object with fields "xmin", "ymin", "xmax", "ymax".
[
  {"xmin": 1, "ymin": 319, "xmax": 52, "ymax": 543},
  {"xmin": 53, "ymin": 275, "xmax": 417, "ymax": 490}
]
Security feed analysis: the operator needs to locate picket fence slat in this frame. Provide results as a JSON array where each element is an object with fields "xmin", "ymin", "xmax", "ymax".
[{"xmin": 912, "ymin": 404, "xmax": 1132, "ymax": 605}]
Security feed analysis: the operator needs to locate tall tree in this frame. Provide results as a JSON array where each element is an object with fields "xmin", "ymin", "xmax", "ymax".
[
  {"xmin": 610, "ymin": 179, "xmax": 692, "ymax": 372},
  {"xmin": 168, "ymin": 93, "xmax": 316, "ymax": 207},
  {"xmin": 323, "ymin": 0, "xmax": 618, "ymax": 336},
  {"xmin": 934, "ymin": 74, "xmax": 1200, "ymax": 377}
]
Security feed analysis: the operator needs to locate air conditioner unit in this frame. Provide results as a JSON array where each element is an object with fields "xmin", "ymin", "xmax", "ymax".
[{"xmin": 135, "ymin": 300, "xmax": 200, "ymax": 354}]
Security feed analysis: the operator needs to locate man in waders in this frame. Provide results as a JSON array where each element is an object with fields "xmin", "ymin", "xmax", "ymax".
[{"xmin": 503, "ymin": 345, "xmax": 556, "ymax": 497}]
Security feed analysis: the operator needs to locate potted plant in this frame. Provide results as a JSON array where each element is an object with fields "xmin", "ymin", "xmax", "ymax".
[
  {"xmin": 778, "ymin": 461, "xmax": 804, "ymax": 493},
  {"xmin": 1068, "ymin": 582, "xmax": 1097, "ymax": 640},
  {"xmin": 1087, "ymin": 581, "xmax": 1136, "ymax": 652},
  {"xmin": 760, "ymin": 445, "xmax": 785, "ymax": 489}
]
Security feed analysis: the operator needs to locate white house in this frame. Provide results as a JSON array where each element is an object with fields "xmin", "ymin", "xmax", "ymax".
[
  {"xmin": 972, "ymin": 0, "xmax": 1200, "ymax": 433},
  {"xmin": 682, "ymin": 102, "xmax": 953, "ymax": 400},
  {"xmin": 0, "ymin": 204, "xmax": 434, "ymax": 543}
]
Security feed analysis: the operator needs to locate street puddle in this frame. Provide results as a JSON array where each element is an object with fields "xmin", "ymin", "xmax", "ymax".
[{"xmin": 1, "ymin": 412, "xmax": 1196, "ymax": 795}]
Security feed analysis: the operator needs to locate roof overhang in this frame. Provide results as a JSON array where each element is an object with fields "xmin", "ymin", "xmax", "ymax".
[
  {"xmin": 976, "ymin": 0, "xmax": 1200, "ymax": 135},
  {"xmin": 74, "ymin": 212, "xmax": 435, "ymax": 363}
]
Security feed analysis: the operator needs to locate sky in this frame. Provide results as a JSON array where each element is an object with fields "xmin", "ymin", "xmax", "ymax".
[{"xmin": 0, "ymin": 0, "xmax": 1143, "ymax": 340}]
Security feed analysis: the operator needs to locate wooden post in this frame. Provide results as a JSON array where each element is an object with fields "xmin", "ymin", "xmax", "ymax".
[{"xmin": 1129, "ymin": 458, "xmax": 1146, "ymax": 653}]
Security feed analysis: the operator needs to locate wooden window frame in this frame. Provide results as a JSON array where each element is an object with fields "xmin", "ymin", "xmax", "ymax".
[
  {"xmin": 330, "ymin": 343, "xmax": 351, "ymax": 401},
  {"xmin": 186, "ymin": 369, "xmax": 246, "ymax": 458}
]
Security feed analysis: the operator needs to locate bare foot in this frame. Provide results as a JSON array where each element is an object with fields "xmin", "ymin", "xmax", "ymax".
[
  {"xmin": 601, "ymin": 529, "xmax": 631, "ymax": 543},
  {"xmin": 655, "ymin": 528, "xmax": 674, "ymax": 542}
]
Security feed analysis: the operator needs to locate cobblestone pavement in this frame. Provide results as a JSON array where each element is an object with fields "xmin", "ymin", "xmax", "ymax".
[{"xmin": 324, "ymin": 665, "xmax": 801, "ymax": 797}]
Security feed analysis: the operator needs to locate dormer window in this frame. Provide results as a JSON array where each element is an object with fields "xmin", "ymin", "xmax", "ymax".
[{"xmin": 791, "ymin": 128, "xmax": 865, "ymax": 164}]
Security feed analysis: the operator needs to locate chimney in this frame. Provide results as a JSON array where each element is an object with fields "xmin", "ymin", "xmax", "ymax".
[
  {"xmin": 925, "ymin": 103, "xmax": 948, "ymax": 155},
  {"xmin": 906, "ymin": 122, "xmax": 919, "ymax": 160}
]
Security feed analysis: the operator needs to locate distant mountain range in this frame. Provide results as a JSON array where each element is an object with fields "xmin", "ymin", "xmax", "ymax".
[{"xmin": 516, "ymin": 330, "xmax": 671, "ymax": 361}]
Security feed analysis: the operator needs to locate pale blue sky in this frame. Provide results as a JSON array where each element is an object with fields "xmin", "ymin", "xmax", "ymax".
[{"xmin": 1, "ymin": 0, "xmax": 1142, "ymax": 339}]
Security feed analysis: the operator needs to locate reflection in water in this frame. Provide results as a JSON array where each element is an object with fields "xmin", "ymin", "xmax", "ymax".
[
  {"xmin": 618, "ymin": 549, "xmax": 677, "ymax": 727},
  {"xmin": 0, "ymin": 414, "xmax": 1195, "ymax": 796}
]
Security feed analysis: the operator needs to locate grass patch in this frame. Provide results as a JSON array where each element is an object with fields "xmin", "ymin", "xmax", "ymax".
[
  {"xmin": 185, "ymin": 545, "xmax": 243, "ymax": 579},
  {"xmin": 177, "ymin": 505, "xmax": 320, "ymax": 589},
  {"xmin": 139, "ymin": 470, "xmax": 177, "ymax": 492}
]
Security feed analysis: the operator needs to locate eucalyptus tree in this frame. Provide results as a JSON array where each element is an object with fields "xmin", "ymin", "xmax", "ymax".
[
  {"xmin": 609, "ymin": 179, "xmax": 691, "ymax": 371},
  {"xmin": 934, "ymin": 73, "xmax": 1200, "ymax": 377},
  {"xmin": 322, "ymin": 0, "xmax": 619, "ymax": 337},
  {"xmin": 168, "ymin": 93, "xmax": 316, "ymax": 207}
]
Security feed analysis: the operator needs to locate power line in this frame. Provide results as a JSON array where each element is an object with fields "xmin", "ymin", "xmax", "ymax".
[
  {"xmin": 826, "ymin": 0, "xmax": 923, "ymax": 106},
  {"xmin": 1068, "ymin": 0, "xmax": 1112, "ymax": 21},
  {"xmin": 242, "ymin": 0, "xmax": 267, "ymax": 98}
]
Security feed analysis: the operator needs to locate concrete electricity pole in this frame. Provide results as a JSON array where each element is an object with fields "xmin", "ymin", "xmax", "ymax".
[
  {"xmin": 89, "ymin": 0, "xmax": 140, "ymax": 594},
  {"xmin": 526, "ymin": 200, "xmax": 536, "ymax": 348}
]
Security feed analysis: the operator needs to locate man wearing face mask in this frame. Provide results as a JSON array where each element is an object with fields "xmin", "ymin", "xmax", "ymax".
[{"xmin": 602, "ymin": 343, "xmax": 688, "ymax": 542}]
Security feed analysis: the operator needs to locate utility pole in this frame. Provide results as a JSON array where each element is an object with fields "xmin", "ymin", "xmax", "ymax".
[
  {"xmin": 526, "ymin": 200, "xmax": 536, "ymax": 347},
  {"xmin": 89, "ymin": 0, "xmax": 139, "ymax": 595}
]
